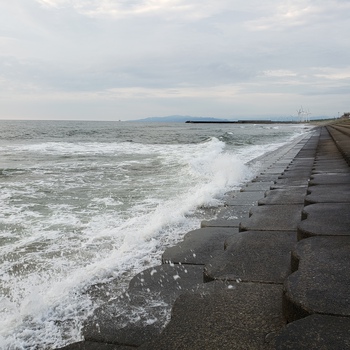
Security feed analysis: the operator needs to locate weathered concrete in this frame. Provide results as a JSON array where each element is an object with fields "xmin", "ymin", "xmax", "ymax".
[
  {"xmin": 162, "ymin": 227, "xmax": 238, "ymax": 265},
  {"xmin": 201, "ymin": 218, "xmax": 240, "ymax": 228},
  {"xmin": 270, "ymin": 183, "xmax": 308, "ymax": 190},
  {"xmin": 83, "ymin": 264, "xmax": 205, "ymax": 346},
  {"xmin": 224, "ymin": 190, "xmax": 266, "ymax": 206},
  {"xmin": 258, "ymin": 188, "xmax": 307, "ymax": 205},
  {"xmin": 272, "ymin": 178, "xmax": 310, "ymax": 186},
  {"xmin": 297, "ymin": 203, "xmax": 350, "ymax": 239},
  {"xmin": 204, "ymin": 230, "xmax": 296, "ymax": 284},
  {"xmin": 312, "ymin": 161, "xmax": 350, "ymax": 173},
  {"xmin": 284, "ymin": 236, "xmax": 350, "ymax": 321},
  {"xmin": 278, "ymin": 169, "xmax": 312, "ymax": 179},
  {"xmin": 286, "ymin": 158, "xmax": 315, "ymax": 167},
  {"xmin": 57, "ymin": 342, "xmax": 132, "ymax": 350},
  {"xmin": 304, "ymin": 184, "xmax": 350, "ymax": 204},
  {"xmin": 309, "ymin": 172, "xmax": 350, "ymax": 185},
  {"xmin": 239, "ymin": 204, "xmax": 304, "ymax": 232},
  {"xmin": 240, "ymin": 181, "xmax": 274, "ymax": 192},
  {"xmin": 139, "ymin": 283, "xmax": 286, "ymax": 350},
  {"xmin": 276, "ymin": 314, "xmax": 350, "ymax": 350},
  {"xmin": 216, "ymin": 204, "xmax": 252, "ymax": 220}
]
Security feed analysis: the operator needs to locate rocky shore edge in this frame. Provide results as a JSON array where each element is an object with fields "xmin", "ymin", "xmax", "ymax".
[{"xmin": 58, "ymin": 117, "xmax": 350, "ymax": 350}]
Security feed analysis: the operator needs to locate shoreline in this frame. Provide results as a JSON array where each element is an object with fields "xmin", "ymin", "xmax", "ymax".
[{"xmin": 58, "ymin": 118, "xmax": 350, "ymax": 349}]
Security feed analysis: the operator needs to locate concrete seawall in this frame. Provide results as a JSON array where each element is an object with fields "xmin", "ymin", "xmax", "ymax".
[{"xmin": 58, "ymin": 118, "xmax": 350, "ymax": 350}]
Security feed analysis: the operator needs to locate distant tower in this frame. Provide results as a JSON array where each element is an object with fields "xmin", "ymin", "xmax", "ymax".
[
  {"xmin": 306, "ymin": 109, "xmax": 311, "ymax": 122},
  {"xmin": 297, "ymin": 106, "xmax": 304, "ymax": 122},
  {"xmin": 297, "ymin": 106, "xmax": 310, "ymax": 122}
]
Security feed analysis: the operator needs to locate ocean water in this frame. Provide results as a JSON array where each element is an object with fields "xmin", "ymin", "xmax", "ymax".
[{"xmin": 0, "ymin": 120, "xmax": 311, "ymax": 349}]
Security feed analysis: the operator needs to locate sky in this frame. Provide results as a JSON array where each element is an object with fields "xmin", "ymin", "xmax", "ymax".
[{"xmin": 0, "ymin": 0, "xmax": 349, "ymax": 121}]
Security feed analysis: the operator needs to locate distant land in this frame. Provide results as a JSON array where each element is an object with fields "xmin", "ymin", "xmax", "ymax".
[
  {"xmin": 131, "ymin": 115, "xmax": 229, "ymax": 123},
  {"xmin": 131, "ymin": 115, "xmax": 335, "ymax": 123}
]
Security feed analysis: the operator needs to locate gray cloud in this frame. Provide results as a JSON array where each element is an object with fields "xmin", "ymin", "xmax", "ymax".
[{"xmin": 0, "ymin": 0, "xmax": 349, "ymax": 120}]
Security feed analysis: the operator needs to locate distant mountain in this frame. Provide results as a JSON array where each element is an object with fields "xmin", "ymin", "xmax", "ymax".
[{"xmin": 132, "ymin": 115, "xmax": 230, "ymax": 123}]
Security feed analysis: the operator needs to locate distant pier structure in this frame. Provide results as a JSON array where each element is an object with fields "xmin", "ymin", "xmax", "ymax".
[{"xmin": 185, "ymin": 120, "xmax": 274, "ymax": 124}]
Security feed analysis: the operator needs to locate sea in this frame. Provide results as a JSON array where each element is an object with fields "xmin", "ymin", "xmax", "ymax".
[{"xmin": 0, "ymin": 120, "xmax": 312, "ymax": 349}]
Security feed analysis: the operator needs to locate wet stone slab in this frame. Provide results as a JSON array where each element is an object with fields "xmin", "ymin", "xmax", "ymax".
[
  {"xmin": 284, "ymin": 236, "xmax": 350, "ymax": 321},
  {"xmin": 216, "ymin": 205, "xmax": 252, "ymax": 220},
  {"xmin": 240, "ymin": 181, "xmax": 274, "ymax": 192},
  {"xmin": 201, "ymin": 218, "xmax": 241, "ymax": 228},
  {"xmin": 253, "ymin": 174, "xmax": 283, "ymax": 182},
  {"xmin": 239, "ymin": 204, "xmax": 304, "ymax": 232},
  {"xmin": 312, "ymin": 161, "xmax": 350, "ymax": 173},
  {"xmin": 258, "ymin": 188, "xmax": 307, "ymax": 205},
  {"xmin": 297, "ymin": 203, "xmax": 350, "ymax": 239},
  {"xmin": 273, "ymin": 178, "xmax": 310, "ymax": 186},
  {"xmin": 204, "ymin": 230, "xmax": 296, "ymax": 284},
  {"xmin": 270, "ymin": 183, "xmax": 308, "ymax": 190},
  {"xmin": 278, "ymin": 169, "xmax": 312, "ymax": 179},
  {"xmin": 259, "ymin": 167, "xmax": 285, "ymax": 175},
  {"xmin": 162, "ymin": 227, "xmax": 238, "ymax": 265},
  {"xmin": 305, "ymin": 184, "xmax": 350, "ymax": 204},
  {"xmin": 57, "ymin": 341, "xmax": 133, "ymax": 350},
  {"xmin": 276, "ymin": 315, "xmax": 350, "ymax": 350},
  {"xmin": 224, "ymin": 191, "xmax": 266, "ymax": 206},
  {"xmin": 83, "ymin": 264, "xmax": 205, "ymax": 346},
  {"xmin": 309, "ymin": 173, "xmax": 350, "ymax": 185},
  {"xmin": 139, "ymin": 283, "xmax": 286, "ymax": 350},
  {"xmin": 286, "ymin": 158, "xmax": 315, "ymax": 167}
]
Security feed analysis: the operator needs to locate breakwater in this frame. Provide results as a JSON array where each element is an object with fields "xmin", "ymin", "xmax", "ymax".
[
  {"xmin": 58, "ymin": 118, "xmax": 350, "ymax": 350},
  {"xmin": 186, "ymin": 120, "xmax": 277, "ymax": 124}
]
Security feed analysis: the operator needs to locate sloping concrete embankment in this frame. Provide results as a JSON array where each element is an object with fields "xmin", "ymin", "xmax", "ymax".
[{"xmin": 58, "ymin": 119, "xmax": 350, "ymax": 350}]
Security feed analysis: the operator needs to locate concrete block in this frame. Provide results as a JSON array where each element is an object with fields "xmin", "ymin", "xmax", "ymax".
[
  {"xmin": 201, "ymin": 218, "xmax": 241, "ymax": 228},
  {"xmin": 309, "ymin": 173, "xmax": 350, "ymax": 185},
  {"xmin": 305, "ymin": 184, "xmax": 350, "ymax": 204},
  {"xmin": 83, "ymin": 265, "xmax": 205, "ymax": 346},
  {"xmin": 276, "ymin": 315, "xmax": 350, "ymax": 350},
  {"xmin": 57, "ymin": 341, "xmax": 132, "ymax": 350},
  {"xmin": 240, "ymin": 204, "xmax": 304, "ymax": 232},
  {"xmin": 216, "ymin": 205, "xmax": 251, "ymax": 220},
  {"xmin": 258, "ymin": 188, "xmax": 307, "ymax": 205},
  {"xmin": 140, "ymin": 283, "xmax": 285, "ymax": 350},
  {"xmin": 284, "ymin": 236, "xmax": 350, "ymax": 321},
  {"xmin": 224, "ymin": 191, "xmax": 266, "ymax": 206},
  {"xmin": 278, "ymin": 169, "xmax": 312, "ymax": 179},
  {"xmin": 204, "ymin": 230, "xmax": 296, "ymax": 284},
  {"xmin": 240, "ymin": 181, "xmax": 274, "ymax": 192},
  {"xmin": 297, "ymin": 203, "xmax": 350, "ymax": 239},
  {"xmin": 162, "ymin": 228, "xmax": 238, "ymax": 265}
]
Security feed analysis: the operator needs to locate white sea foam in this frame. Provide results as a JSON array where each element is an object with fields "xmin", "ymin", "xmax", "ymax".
[
  {"xmin": 0, "ymin": 137, "xmax": 255, "ymax": 349},
  {"xmin": 0, "ymin": 123, "xmax": 310, "ymax": 349}
]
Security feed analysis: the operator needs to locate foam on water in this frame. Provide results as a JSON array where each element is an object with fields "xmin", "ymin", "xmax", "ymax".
[
  {"xmin": 0, "ymin": 136, "xmax": 256, "ymax": 349},
  {"xmin": 0, "ymin": 122, "xmax": 312, "ymax": 349}
]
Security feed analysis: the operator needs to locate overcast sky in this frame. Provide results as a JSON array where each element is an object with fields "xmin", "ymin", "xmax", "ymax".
[{"xmin": 0, "ymin": 0, "xmax": 349, "ymax": 120}]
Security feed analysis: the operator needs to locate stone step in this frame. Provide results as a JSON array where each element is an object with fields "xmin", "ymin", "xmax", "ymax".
[
  {"xmin": 276, "ymin": 315, "xmax": 350, "ymax": 350},
  {"xmin": 223, "ymin": 190, "xmax": 267, "ymax": 206},
  {"xmin": 57, "ymin": 341, "xmax": 133, "ymax": 350},
  {"xmin": 162, "ymin": 227, "xmax": 237, "ymax": 265},
  {"xmin": 284, "ymin": 236, "xmax": 350, "ymax": 321},
  {"xmin": 258, "ymin": 188, "xmax": 307, "ymax": 205},
  {"xmin": 309, "ymin": 173, "xmax": 350, "ymax": 185},
  {"xmin": 83, "ymin": 264, "xmax": 205, "ymax": 346},
  {"xmin": 139, "ymin": 283, "xmax": 286, "ymax": 350},
  {"xmin": 305, "ymin": 184, "xmax": 350, "ymax": 204},
  {"xmin": 239, "ymin": 204, "xmax": 304, "ymax": 232},
  {"xmin": 297, "ymin": 203, "xmax": 350, "ymax": 239},
  {"xmin": 204, "ymin": 230, "xmax": 296, "ymax": 284}
]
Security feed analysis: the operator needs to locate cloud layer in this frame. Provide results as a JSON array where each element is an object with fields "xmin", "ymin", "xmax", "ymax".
[{"xmin": 0, "ymin": 0, "xmax": 349, "ymax": 120}]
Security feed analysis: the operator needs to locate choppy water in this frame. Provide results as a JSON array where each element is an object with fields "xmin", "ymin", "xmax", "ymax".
[{"xmin": 0, "ymin": 120, "xmax": 311, "ymax": 349}]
